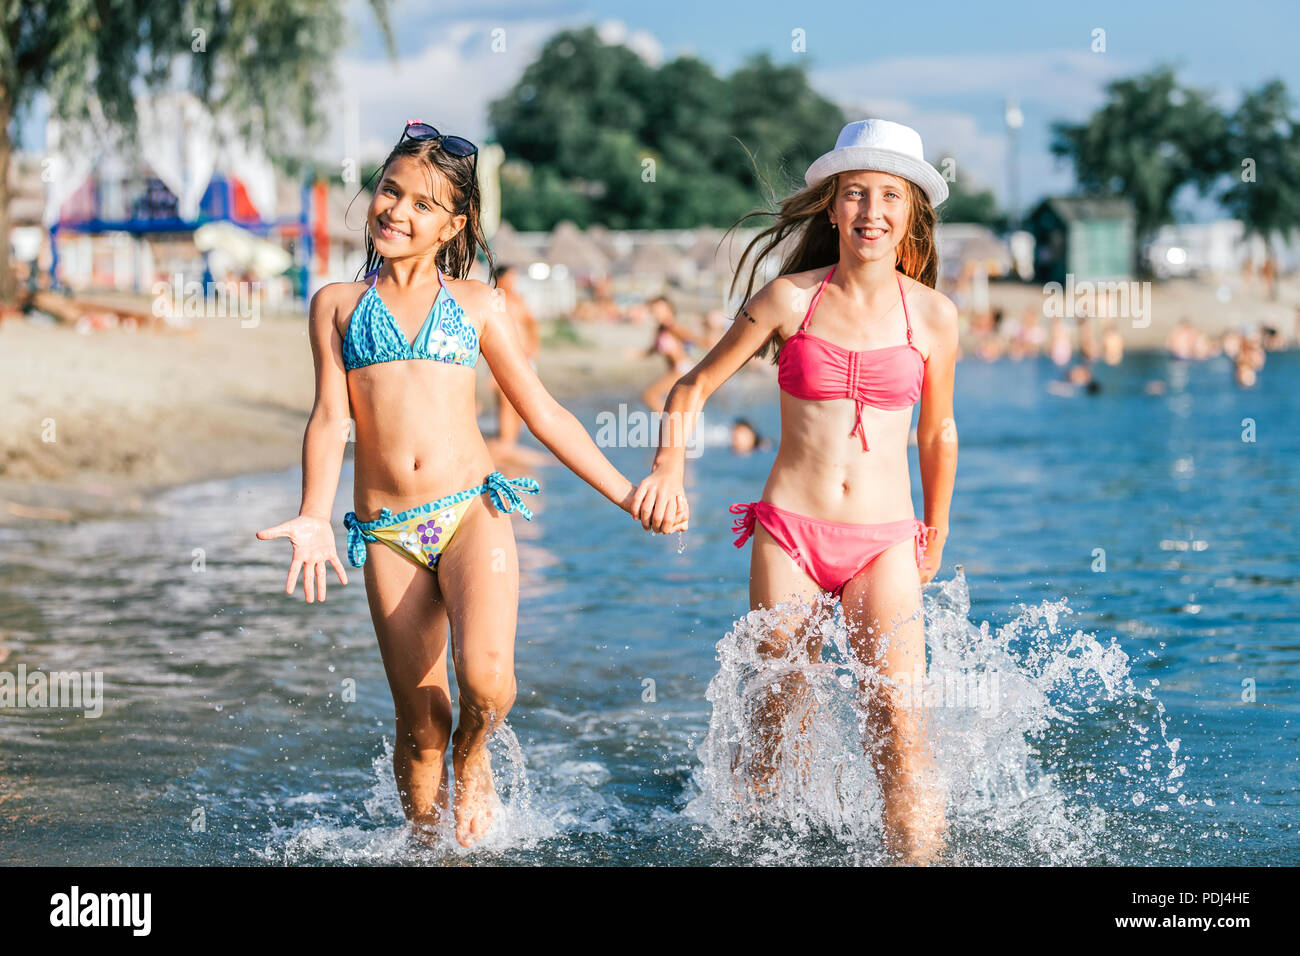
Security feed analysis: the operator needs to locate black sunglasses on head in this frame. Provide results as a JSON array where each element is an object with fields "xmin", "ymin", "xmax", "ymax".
[{"xmin": 400, "ymin": 120, "xmax": 478, "ymax": 161}]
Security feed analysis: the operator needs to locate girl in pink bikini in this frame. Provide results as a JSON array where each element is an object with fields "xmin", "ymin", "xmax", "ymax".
[{"xmin": 633, "ymin": 119, "xmax": 959, "ymax": 863}]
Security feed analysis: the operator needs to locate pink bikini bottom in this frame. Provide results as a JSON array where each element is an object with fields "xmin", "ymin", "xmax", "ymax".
[{"xmin": 730, "ymin": 501, "xmax": 936, "ymax": 598}]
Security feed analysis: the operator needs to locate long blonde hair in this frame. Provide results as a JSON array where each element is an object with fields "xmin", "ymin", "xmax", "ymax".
[{"xmin": 724, "ymin": 174, "xmax": 938, "ymax": 361}]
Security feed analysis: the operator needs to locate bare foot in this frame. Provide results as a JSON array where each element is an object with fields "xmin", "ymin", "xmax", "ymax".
[
  {"xmin": 409, "ymin": 818, "xmax": 443, "ymax": 849},
  {"xmin": 407, "ymin": 783, "xmax": 451, "ymax": 848},
  {"xmin": 887, "ymin": 828, "xmax": 947, "ymax": 866},
  {"xmin": 453, "ymin": 747, "xmax": 500, "ymax": 847},
  {"xmin": 883, "ymin": 799, "xmax": 947, "ymax": 865}
]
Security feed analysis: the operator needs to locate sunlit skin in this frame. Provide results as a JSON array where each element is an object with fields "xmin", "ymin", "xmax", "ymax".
[
  {"xmin": 632, "ymin": 170, "xmax": 959, "ymax": 863},
  {"xmin": 257, "ymin": 153, "xmax": 684, "ymax": 848}
]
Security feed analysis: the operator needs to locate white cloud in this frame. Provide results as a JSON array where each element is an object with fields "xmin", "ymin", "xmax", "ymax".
[
  {"xmin": 814, "ymin": 50, "xmax": 1135, "ymax": 115},
  {"xmin": 328, "ymin": 14, "xmax": 575, "ymax": 166},
  {"xmin": 326, "ymin": 14, "xmax": 666, "ymax": 170},
  {"xmin": 596, "ymin": 18, "xmax": 665, "ymax": 67}
]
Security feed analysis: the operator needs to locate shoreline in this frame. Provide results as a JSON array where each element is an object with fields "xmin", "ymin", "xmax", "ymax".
[
  {"xmin": 0, "ymin": 315, "xmax": 673, "ymax": 528},
  {"xmin": 3, "ymin": 276, "xmax": 1294, "ymax": 528}
]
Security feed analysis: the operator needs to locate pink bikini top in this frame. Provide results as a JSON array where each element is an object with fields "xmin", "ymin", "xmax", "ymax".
[{"xmin": 777, "ymin": 265, "xmax": 925, "ymax": 450}]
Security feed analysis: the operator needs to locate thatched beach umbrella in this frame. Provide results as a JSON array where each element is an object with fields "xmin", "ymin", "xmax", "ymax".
[
  {"xmin": 623, "ymin": 238, "xmax": 687, "ymax": 281},
  {"xmin": 582, "ymin": 224, "xmax": 626, "ymax": 264},
  {"xmin": 546, "ymin": 221, "xmax": 610, "ymax": 276},
  {"xmin": 488, "ymin": 221, "xmax": 535, "ymax": 270},
  {"xmin": 685, "ymin": 227, "xmax": 731, "ymax": 274}
]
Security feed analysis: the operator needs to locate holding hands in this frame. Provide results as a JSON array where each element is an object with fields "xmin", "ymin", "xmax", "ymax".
[{"xmin": 631, "ymin": 465, "xmax": 690, "ymax": 534}]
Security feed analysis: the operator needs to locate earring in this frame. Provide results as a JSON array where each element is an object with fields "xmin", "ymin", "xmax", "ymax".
[{"xmin": 830, "ymin": 220, "xmax": 837, "ymax": 230}]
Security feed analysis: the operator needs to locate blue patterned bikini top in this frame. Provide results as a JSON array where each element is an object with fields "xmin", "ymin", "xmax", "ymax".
[{"xmin": 342, "ymin": 268, "xmax": 478, "ymax": 371}]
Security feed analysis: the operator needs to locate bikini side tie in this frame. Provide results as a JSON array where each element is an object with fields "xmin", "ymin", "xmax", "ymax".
[
  {"xmin": 484, "ymin": 472, "xmax": 540, "ymax": 521},
  {"xmin": 914, "ymin": 520, "xmax": 939, "ymax": 569},
  {"xmin": 730, "ymin": 502, "xmax": 757, "ymax": 547},
  {"xmin": 343, "ymin": 508, "xmax": 392, "ymax": 567}
]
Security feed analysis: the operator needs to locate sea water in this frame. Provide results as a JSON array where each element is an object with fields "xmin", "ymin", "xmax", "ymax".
[{"xmin": 0, "ymin": 351, "xmax": 1295, "ymax": 864}]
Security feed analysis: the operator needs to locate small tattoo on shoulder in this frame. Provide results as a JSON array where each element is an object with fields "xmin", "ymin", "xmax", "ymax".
[{"xmin": 740, "ymin": 306, "xmax": 755, "ymax": 323}]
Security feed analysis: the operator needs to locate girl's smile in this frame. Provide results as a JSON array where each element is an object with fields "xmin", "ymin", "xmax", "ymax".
[
  {"xmin": 377, "ymin": 217, "xmax": 410, "ymax": 241},
  {"xmin": 852, "ymin": 225, "xmax": 889, "ymax": 243}
]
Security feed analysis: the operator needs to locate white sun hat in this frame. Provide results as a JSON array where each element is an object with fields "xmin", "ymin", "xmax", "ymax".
[{"xmin": 805, "ymin": 118, "xmax": 949, "ymax": 207}]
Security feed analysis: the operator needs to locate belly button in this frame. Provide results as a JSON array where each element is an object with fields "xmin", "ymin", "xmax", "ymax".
[{"xmin": 413, "ymin": 460, "xmax": 422, "ymax": 471}]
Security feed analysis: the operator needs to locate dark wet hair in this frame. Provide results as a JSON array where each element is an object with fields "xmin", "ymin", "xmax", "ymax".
[
  {"xmin": 354, "ymin": 133, "xmax": 493, "ymax": 281},
  {"xmin": 732, "ymin": 416, "xmax": 770, "ymax": 450},
  {"xmin": 491, "ymin": 264, "xmax": 515, "ymax": 283}
]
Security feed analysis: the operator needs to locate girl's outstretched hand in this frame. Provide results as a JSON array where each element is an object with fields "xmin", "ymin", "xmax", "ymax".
[
  {"xmin": 256, "ymin": 514, "xmax": 349, "ymax": 602},
  {"xmin": 631, "ymin": 469, "xmax": 689, "ymax": 534}
]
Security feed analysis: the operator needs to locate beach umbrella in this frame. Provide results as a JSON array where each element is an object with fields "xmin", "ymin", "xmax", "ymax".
[
  {"xmin": 623, "ymin": 238, "xmax": 687, "ymax": 280},
  {"xmin": 582, "ymin": 224, "xmax": 632, "ymax": 264},
  {"xmin": 489, "ymin": 221, "xmax": 537, "ymax": 269},
  {"xmin": 194, "ymin": 221, "xmax": 292, "ymax": 277},
  {"xmin": 546, "ymin": 221, "xmax": 610, "ymax": 275}
]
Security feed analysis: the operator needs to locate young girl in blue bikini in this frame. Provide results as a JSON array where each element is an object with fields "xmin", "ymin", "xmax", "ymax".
[{"xmin": 257, "ymin": 121, "xmax": 683, "ymax": 848}]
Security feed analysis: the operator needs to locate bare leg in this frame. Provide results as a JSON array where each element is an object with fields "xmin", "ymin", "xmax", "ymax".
[
  {"xmin": 493, "ymin": 379, "xmax": 523, "ymax": 446},
  {"xmin": 742, "ymin": 523, "xmax": 826, "ymax": 800},
  {"xmin": 362, "ymin": 542, "xmax": 453, "ymax": 841},
  {"xmin": 841, "ymin": 539, "xmax": 947, "ymax": 865},
  {"xmin": 485, "ymin": 377, "xmax": 547, "ymax": 470},
  {"xmin": 435, "ymin": 497, "xmax": 521, "ymax": 847}
]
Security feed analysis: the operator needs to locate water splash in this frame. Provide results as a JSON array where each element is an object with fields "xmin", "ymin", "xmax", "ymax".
[
  {"xmin": 256, "ymin": 722, "xmax": 553, "ymax": 863},
  {"xmin": 684, "ymin": 568, "xmax": 1188, "ymax": 864}
]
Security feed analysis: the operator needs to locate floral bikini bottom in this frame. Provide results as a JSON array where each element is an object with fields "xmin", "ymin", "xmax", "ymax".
[{"xmin": 343, "ymin": 472, "xmax": 540, "ymax": 572}]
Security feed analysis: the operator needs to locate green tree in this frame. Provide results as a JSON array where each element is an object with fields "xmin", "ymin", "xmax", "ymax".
[
  {"xmin": 723, "ymin": 52, "xmax": 844, "ymax": 194},
  {"xmin": 937, "ymin": 169, "xmax": 1005, "ymax": 229},
  {"xmin": 1050, "ymin": 65, "xmax": 1226, "ymax": 268},
  {"xmin": 1219, "ymin": 79, "xmax": 1300, "ymax": 299},
  {"xmin": 0, "ymin": 0, "xmax": 393, "ymax": 302},
  {"xmin": 490, "ymin": 29, "xmax": 845, "ymax": 230}
]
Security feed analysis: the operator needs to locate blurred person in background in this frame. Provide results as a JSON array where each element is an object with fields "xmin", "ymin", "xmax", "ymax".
[
  {"xmin": 1101, "ymin": 319, "xmax": 1124, "ymax": 365},
  {"xmin": 1049, "ymin": 315, "xmax": 1073, "ymax": 366},
  {"xmin": 486, "ymin": 264, "xmax": 546, "ymax": 468},
  {"xmin": 641, "ymin": 295, "xmax": 707, "ymax": 411}
]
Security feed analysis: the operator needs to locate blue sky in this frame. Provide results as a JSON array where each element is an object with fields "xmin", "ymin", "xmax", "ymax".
[
  {"xmin": 335, "ymin": 0, "xmax": 1300, "ymax": 219},
  {"xmin": 26, "ymin": 0, "xmax": 1300, "ymax": 219}
]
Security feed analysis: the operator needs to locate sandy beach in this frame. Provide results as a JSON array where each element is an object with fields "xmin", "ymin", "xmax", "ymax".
[
  {"xmin": 2, "ymin": 276, "xmax": 1294, "ymax": 527},
  {"xmin": 0, "ymin": 300, "xmax": 674, "ymax": 526}
]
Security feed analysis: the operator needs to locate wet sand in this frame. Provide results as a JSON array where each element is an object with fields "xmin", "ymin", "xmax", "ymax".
[{"xmin": 0, "ymin": 308, "xmax": 667, "ymax": 526}]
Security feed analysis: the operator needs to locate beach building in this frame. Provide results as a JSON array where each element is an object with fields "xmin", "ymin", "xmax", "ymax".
[
  {"xmin": 1025, "ymin": 196, "xmax": 1135, "ymax": 283},
  {"xmin": 1145, "ymin": 219, "xmax": 1300, "ymax": 279}
]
